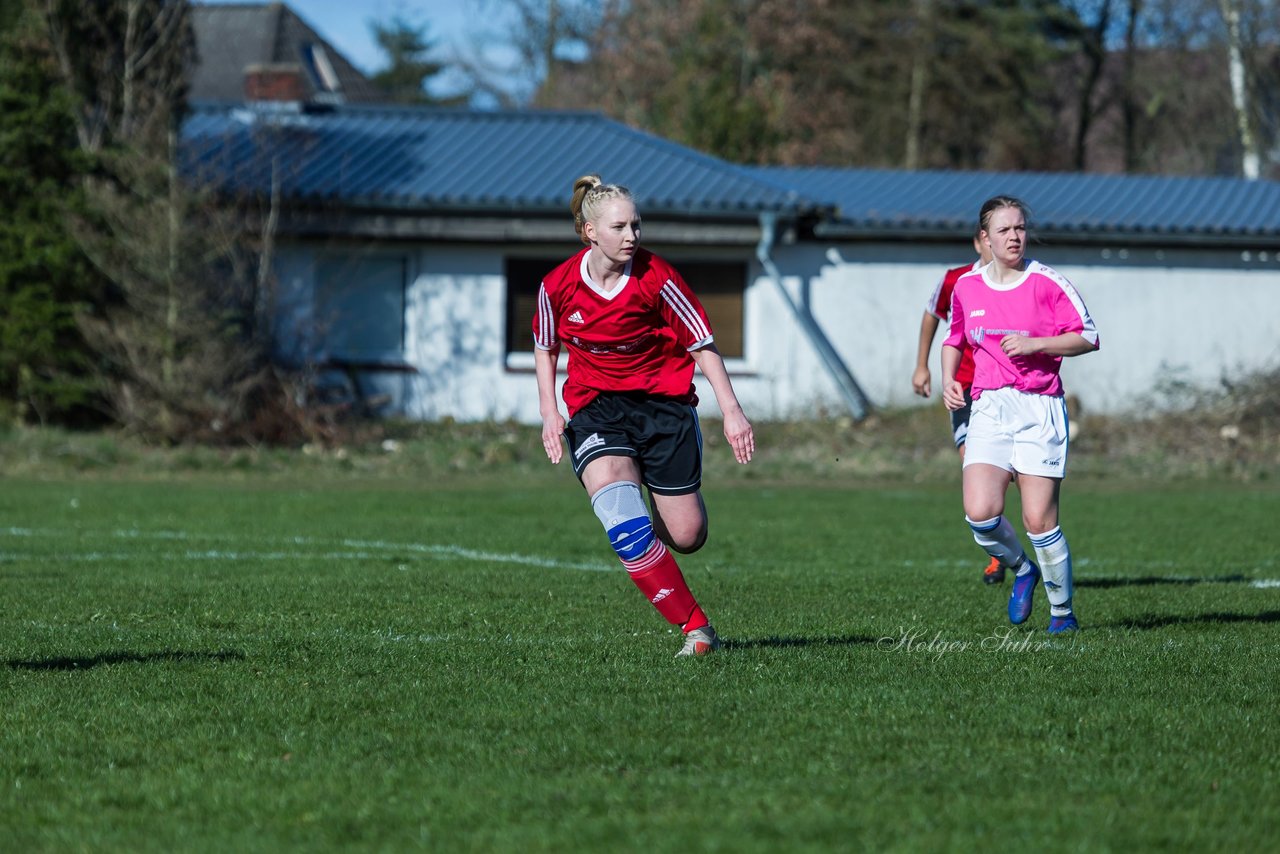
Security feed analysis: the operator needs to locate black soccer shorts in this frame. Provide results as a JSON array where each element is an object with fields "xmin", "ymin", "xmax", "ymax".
[
  {"xmin": 563, "ymin": 392, "xmax": 703, "ymax": 496},
  {"xmin": 950, "ymin": 388, "xmax": 974, "ymax": 448}
]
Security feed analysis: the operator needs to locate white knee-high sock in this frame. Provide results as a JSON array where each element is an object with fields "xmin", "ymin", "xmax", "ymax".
[
  {"xmin": 1030, "ymin": 526, "xmax": 1073, "ymax": 616},
  {"xmin": 967, "ymin": 515, "xmax": 1028, "ymax": 572}
]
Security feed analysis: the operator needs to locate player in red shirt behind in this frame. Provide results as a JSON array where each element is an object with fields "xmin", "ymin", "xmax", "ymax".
[
  {"xmin": 912, "ymin": 229, "xmax": 1004, "ymax": 585},
  {"xmin": 533, "ymin": 175, "xmax": 755, "ymax": 657}
]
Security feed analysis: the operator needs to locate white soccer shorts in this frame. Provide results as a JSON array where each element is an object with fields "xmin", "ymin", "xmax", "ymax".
[{"xmin": 962, "ymin": 387, "xmax": 1069, "ymax": 478}]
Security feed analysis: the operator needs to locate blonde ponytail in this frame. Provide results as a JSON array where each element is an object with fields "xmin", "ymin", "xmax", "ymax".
[{"xmin": 570, "ymin": 174, "xmax": 634, "ymax": 244}]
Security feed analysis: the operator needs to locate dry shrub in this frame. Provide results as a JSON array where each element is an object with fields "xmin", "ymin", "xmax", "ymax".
[{"xmin": 1068, "ymin": 366, "xmax": 1280, "ymax": 480}]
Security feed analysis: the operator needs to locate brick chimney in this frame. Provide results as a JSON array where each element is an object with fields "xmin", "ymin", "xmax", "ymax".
[{"xmin": 243, "ymin": 63, "xmax": 306, "ymax": 103}]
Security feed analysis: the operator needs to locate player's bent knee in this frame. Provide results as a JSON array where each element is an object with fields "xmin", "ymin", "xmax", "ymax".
[
  {"xmin": 650, "ymin": 492, "xmax": 707, "ymax": 553},
  {"xmin": 665, "ymin": 524, "xmax": 707, "ymax": 555},
  {"xmin": 651, "ymin": 505, "xmax": 707, "ymax": 554},
  {"xmin": 590, "ymin": 481, "xmax": 656, "ymax": 562},
  {"xmin": 964, "ymin": 501, "xmax": 1003, "ymax": 524},
  {"xmin": 1022, "ymin": 515, "xmax": 1058, "ymax": 536},
  {"xmin": 1020, "ymin": 505, "xmax": 1059, "ymax": 535}
]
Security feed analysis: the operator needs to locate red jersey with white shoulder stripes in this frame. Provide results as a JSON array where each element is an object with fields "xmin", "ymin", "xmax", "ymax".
[
  {"xmin": 533, "ymin": 247, "xmax": 713, "ymax": 417},
  {"xmin": 926, "ymin": 260, "xmax": 981, "ymax": 388}
]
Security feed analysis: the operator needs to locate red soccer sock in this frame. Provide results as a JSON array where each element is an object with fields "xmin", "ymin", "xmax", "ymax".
[{"xmin": 621, "ymin": 540, "xmax": 709, "ymax": 633}]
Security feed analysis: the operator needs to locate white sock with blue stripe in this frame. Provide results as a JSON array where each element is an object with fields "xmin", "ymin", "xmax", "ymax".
[
  {"xmin": 1030, "ymin": 526, "xmax": 1073, "ymax": 617},
  {"xmin": 966, "ymin": 515, "xmax": 1028, "ymax": 573}
]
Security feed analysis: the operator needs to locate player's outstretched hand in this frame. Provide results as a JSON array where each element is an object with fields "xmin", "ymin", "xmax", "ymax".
[
  {"xmin": 723, "ymin": 408, "xmax": 754, "ymax": 464},
  {"xmin": 541, "ymin": 412, "xmax": 566, "ymax": 464},
  {"xmin": 941, "ymin": 380, "xmax": 967, "ymax": 412},
  {"xmin": 912, "ymin": 365, "xmax": 932, "ymax": 398}
]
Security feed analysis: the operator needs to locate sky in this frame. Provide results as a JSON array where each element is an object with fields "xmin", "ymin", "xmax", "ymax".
[{"xmin": 199, "ymin": 1, "xmax": 513, "ymax": 99}]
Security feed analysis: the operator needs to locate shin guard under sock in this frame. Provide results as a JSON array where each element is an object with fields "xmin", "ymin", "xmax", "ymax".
[
  {"xmin": 967, "ymin": 515, "xmax": 1028, "ymax": 570},
  {"xmin": 1030, "ymin": 526, "xmax": 1073, "ymax": 616}
]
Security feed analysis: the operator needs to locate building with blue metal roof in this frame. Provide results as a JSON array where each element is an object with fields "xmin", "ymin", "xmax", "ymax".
[
  {"xmin": 181, "ymin": 100, "xmax": 1280, "ymax": 421},
  {"xmin": 750, "ymin": 166, "xmax": 1280, "ymax": 246},
  {"xmin": 183, "ymin": 103, "xmax": 821, "ymax": 236}
]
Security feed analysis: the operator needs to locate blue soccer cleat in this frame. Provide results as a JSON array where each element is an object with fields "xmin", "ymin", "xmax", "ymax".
[
  {"xmin": 1007, "ymin": 559, "xmax": 1040, "ymax": 625},
  {"xmin": 1047, "ymin": 613, "xmax": 1080, "ymax": 634}
]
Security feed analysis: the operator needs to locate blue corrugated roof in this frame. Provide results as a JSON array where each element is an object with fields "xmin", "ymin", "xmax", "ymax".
[
  {"xmin": 750, "ymin": 166, "xmax": 1280, "ymax": 243},
  {"xmin": 181, "ymin": 103, "xmax": 813, "ymax": 218},
  {"xmin": 182, "ymin": 104, "xmax": 1280, "ymax": 244}
]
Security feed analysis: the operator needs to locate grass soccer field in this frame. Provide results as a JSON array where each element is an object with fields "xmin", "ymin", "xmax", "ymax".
[{"xmin": 2, "ymin": 474, "xmax": 1278, "ymax": 851}]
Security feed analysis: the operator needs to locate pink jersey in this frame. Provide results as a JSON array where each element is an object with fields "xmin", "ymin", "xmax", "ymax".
[
  {"xmin": 533, "ymin": 247, "xmax": 713, "ymax": 417},
  {"xmin": 943, "ymin": 260, "xmax": 1099, "ymax": 399}
]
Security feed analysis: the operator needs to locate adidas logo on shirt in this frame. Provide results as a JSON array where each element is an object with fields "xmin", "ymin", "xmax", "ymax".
[{"xmin": 567, "ymin": 311, "xmax": 584, "ymax": 324}]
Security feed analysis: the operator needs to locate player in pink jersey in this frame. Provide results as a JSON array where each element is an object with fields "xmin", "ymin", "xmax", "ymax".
[
  {"xmin": 533, "ymin": 175, "xmax": 754, "ymax": 657},
  {"xmin": 941, "ymin": 196, "xmax": 1099, "ymax": 634},
  {"xmin": 912, "ymin": 228, "xmax": 1004, "ymax": 585}
]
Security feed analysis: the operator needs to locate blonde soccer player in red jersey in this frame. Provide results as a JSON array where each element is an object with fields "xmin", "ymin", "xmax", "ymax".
[
  {"xmin": 912, "ymin": 229, "xmax": 1006, "ymax": 585},
  {"xmin": 533, "ymin": 175, "xmax": 754, "ymax": 657}
]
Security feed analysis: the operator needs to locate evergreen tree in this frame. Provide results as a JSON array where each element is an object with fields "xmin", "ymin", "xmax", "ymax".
[
  {"xmin": 38, "ymin": 0, "xmax": 304, "ymax": 444},
  {"xmin": 369, "ymin": 16, "xmax": 461, "ymax": 105},
  {"xmin": 0, "ymin": 4, "xmax": 97, "ymax": 424}
]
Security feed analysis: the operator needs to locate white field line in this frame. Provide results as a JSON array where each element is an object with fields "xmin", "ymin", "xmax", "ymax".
[
  {"xmin": 2, "ymin": 527, "xmax": 1277, "ymax": 583},
  {"xmin": 0, "ymin": 550, "xmax": 382, "ymax": 563},
  {"xmin": 0, "ymin": 526, "xmax": 614, "ymax": 573},
  {"xmin": 327, "ymin": 537, "xmax": 613, "ymax": 571},
  {"xmin": 897, "ymin": 556, "xmax": 1197, "ymax": 570},
  {"xmin": 902, "ymin": 556, "xmax": 1277, "ymax": 572}
]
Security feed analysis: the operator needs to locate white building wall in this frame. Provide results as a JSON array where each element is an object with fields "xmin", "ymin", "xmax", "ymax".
[
  {"xmin": 743, "ymin": 241, "xmax": 1280, "ymax": 418},
  {"xmin": 403, "ymin": 245, "xmax": 565, "ymax": 422},
  {"xmin": 1041, "ymin": 246, "xmax": 1280, "ymax": 413},
  {"xmin": 275, "ymin": 239, "xmax": 1280, "ymax": 423}
]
